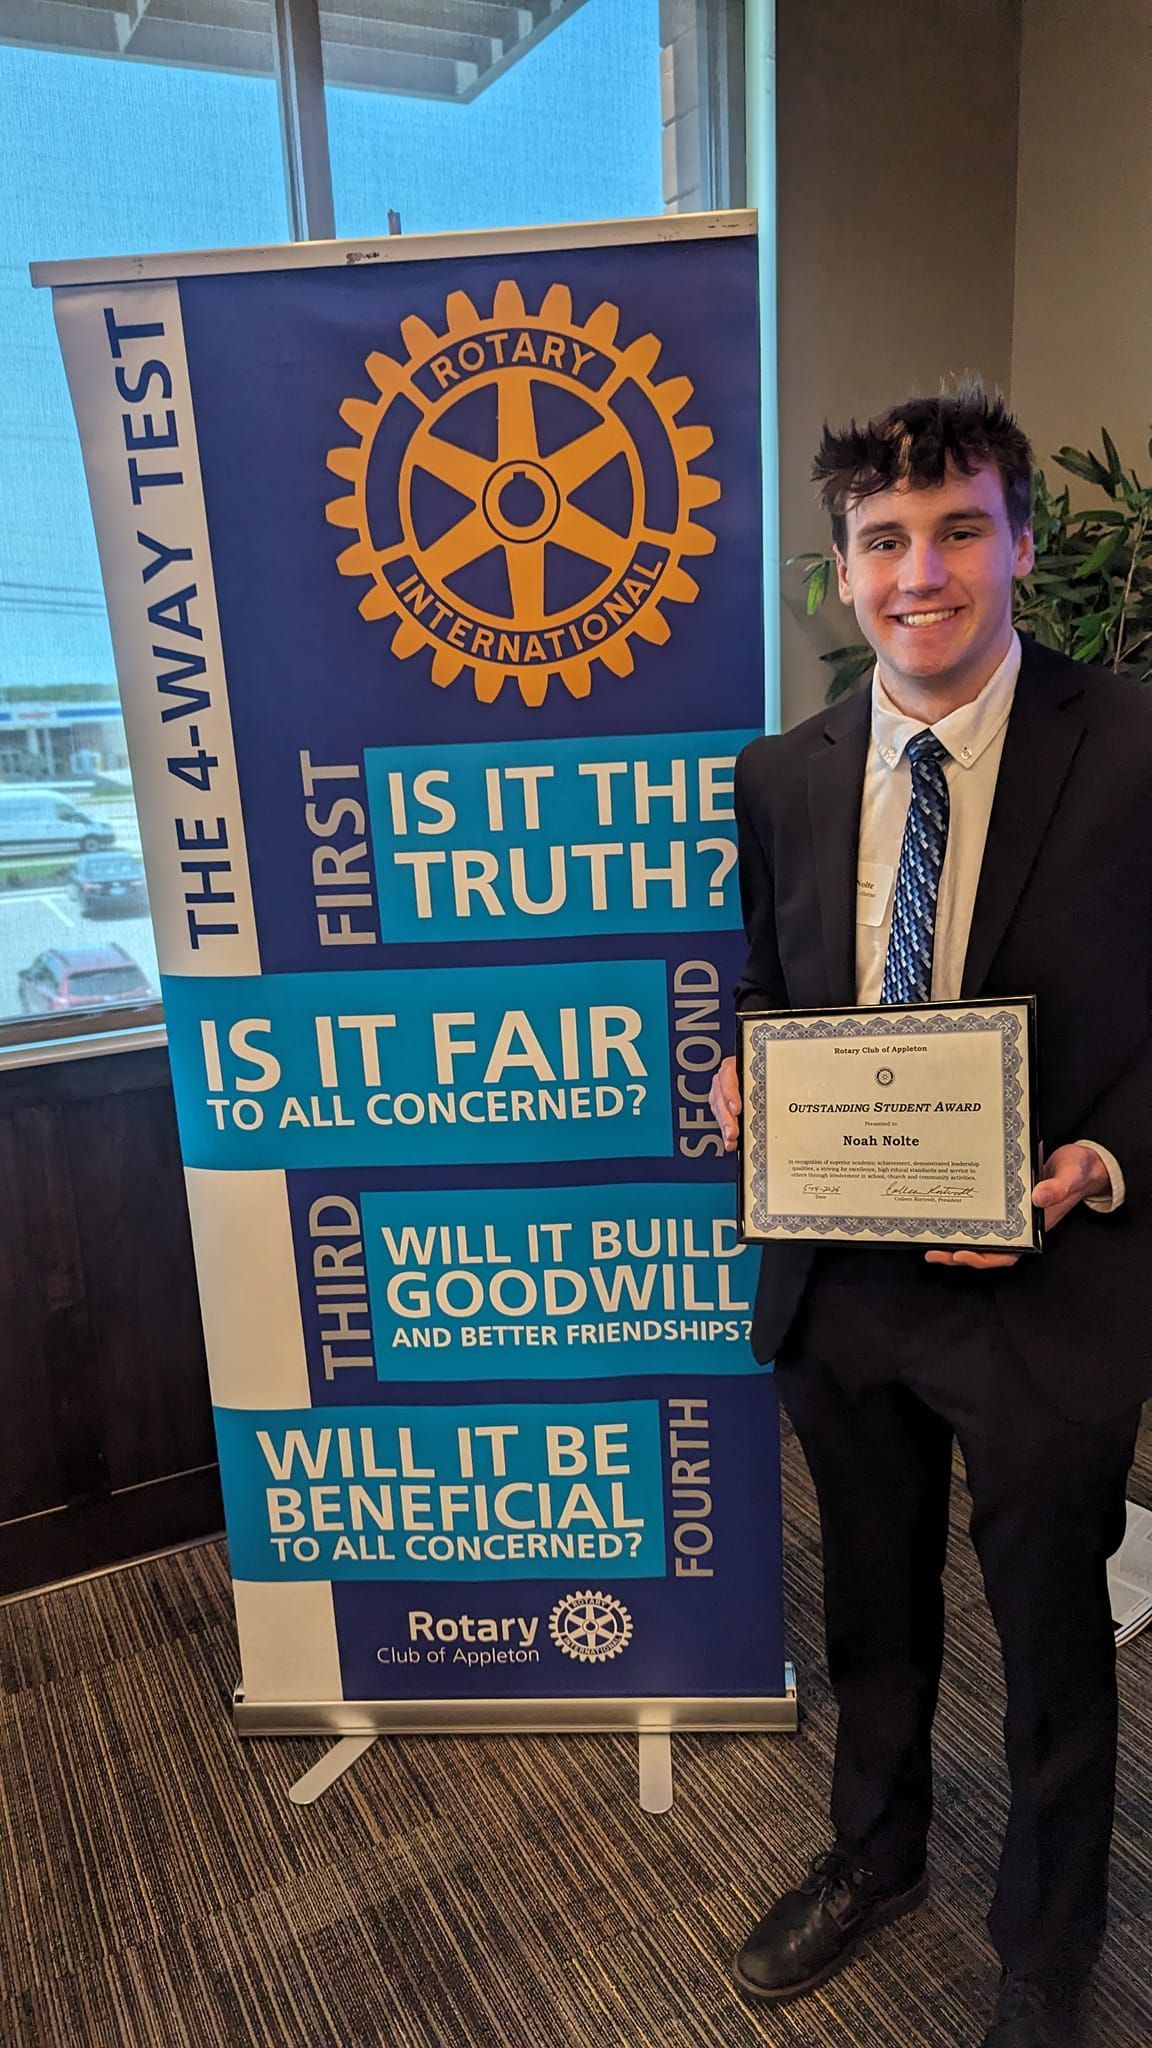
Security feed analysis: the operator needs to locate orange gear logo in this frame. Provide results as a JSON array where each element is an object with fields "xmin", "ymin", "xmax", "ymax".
[{"xmin": 325, "ymin": 278, "xmax": 719, "ymax": 707}]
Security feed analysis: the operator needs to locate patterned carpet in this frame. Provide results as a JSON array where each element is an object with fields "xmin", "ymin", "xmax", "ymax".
[{"xmin": 2, "ymin": 1417, "xmax": 1149, "ymax": 2048}]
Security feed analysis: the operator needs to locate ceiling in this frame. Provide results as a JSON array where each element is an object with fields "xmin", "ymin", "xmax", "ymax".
[{"xmin": 0, "ymin": 0, "xmax": 592, "ymax": 100}]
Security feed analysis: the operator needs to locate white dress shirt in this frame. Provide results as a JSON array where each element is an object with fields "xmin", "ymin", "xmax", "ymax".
[{"xmin": 855, "ymin": 631, "xmax": 1123, "ymax": 1211}]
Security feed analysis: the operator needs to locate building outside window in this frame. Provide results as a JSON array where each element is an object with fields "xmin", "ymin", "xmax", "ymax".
[{"xmin": 0, "ymin": 0, "xmax": 744, "ymax": 1041}]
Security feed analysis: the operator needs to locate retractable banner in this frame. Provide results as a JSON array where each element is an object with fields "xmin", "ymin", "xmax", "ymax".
[{"xmin": 40, "ymin": 214, "xmax": 794, "ymax": 1733}]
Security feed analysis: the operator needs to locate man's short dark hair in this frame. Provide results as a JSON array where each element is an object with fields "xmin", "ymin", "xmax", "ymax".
[{"xmin": 813, "ymin": 386, "xmax": 1034, "ymax": 552}]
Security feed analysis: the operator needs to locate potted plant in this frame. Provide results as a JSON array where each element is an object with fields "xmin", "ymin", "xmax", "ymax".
[{"xmin": 792, "ymin": 430, "xmax": 1152, "ymax": 699}]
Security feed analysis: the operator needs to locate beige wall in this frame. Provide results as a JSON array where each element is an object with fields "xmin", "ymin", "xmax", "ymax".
[
  {"xmin": 772, "ymin": 0, "xmax": 1152, "ymax": 730},
  {"xmin": 1011, "ymin": 0, "xmax": 1152, "ymax": 492},
  {"xmin": 775, "ymin": 0, "xmax": 1022, "ymax": 727}
]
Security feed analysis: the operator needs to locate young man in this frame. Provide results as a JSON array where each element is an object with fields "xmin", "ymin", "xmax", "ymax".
[{"xmin": 710, "ymin": 390, "xmax": 1152, "ymax": 2048}]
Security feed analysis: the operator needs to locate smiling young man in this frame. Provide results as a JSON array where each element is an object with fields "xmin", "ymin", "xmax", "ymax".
[{"xmin": 710, "ymin": 391, "xmax": 1152, "ymax": 2047}]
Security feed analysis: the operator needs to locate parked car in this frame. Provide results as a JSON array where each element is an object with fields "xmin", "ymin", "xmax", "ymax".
[
  {"xmin": 17, "ymin": 945, "xmax": 154, "ymax": 1013},
  {"xmin": 69, "ymin": 850, "xmax": 149, "ymax": 917},
  {"xmin": 0, "ymin": 791, "xmax": 115, "ymax": 857}
]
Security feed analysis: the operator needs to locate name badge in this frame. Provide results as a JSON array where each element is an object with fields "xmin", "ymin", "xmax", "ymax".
[{"xmin": 856, "ymin": 861, "xmax": 893, "ymax": 927}]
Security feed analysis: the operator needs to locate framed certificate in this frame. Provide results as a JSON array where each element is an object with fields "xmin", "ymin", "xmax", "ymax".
[{"xmin": 738, "ymin": 999, "xmax": 1041, "ymax": 1253}]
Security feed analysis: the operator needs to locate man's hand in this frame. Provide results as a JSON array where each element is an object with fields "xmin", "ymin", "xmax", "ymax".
[
  {"xmin": 924, "ymin": 1142, "xmax": 1111, "ymax": 1269},
  {"xmin": 1031, "ymin": 1140, "xmax": 1111, "ymax": 1225},
  {"xmin": 711, "ymin": 1054, "xmax": 742, "ymax": 1152}
]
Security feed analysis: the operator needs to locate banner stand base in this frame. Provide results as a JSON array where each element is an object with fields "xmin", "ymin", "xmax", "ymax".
[
  {"xmin": 278, "ymin": 1672, "xmax": 799, "ymax": 1810},
  {"xmin": 235, "ymin": 1671, "xmax": 798, "ymax": 1740},
  {"xmin": 288, "ymin": 1735, "xmax": 378, "ymax": 1805},
  {"xmin": 283, "ymin": 1728, "xmax": 681, "ymax": 1811},
  {"xmin": 637, "ymin": 1731, "xmax": 674, "ymax": 1813}
]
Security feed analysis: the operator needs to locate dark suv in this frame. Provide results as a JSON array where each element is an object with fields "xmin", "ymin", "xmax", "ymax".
[{"xmin": 69, "ymin": 850, "xmax": 149, "ymax": 916}]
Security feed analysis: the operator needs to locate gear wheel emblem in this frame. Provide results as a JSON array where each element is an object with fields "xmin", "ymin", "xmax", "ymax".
[
  {"xmin": 325, "ymin": 278, "xmax": 720, "ymax": 706},
  {"xmin": 549, "ymin": 1589, "xmax": 634, "ymax": 1664}
]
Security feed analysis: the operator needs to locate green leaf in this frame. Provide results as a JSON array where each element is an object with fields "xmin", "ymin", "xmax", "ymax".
[
  {"xmin": 1064, "ymin": 508, "xmax": 1128, "ymax": 527},
  {"xmin": 805, "ymin": 557, "xmax": 831, "ymax": 613},
  {"xmin": 1073, "ymin": 529, "xmax": 1127, "ymax": 578},
  {"xmin": 825, "ymin": 662, "xmax": 872, "ymax": 701},
  {"xmin": 1024, "ymin": 614, "xmax": 1066, "ymax": 653},
  {"xmin": 1071, "ymin": 608, "xmax": 1111, "ymax": 655},
  {"xmin": 1023, "ymin": 575, "xmax": 1085, "ymax": 601},
  {"xmin": 819, "ymin": 644, "xmax": 873, "ymax": 701},
  {"xmin": 1053, "ymin": 446, "xmax": 1113, "ymax": 490},
  {"xmin": 1030, "ymin": 555, "xmax": 1082, "ymax": 577},
  {"xmin": 1101, "ymin": 427, "xmax": 1124, "ymax": 489}
]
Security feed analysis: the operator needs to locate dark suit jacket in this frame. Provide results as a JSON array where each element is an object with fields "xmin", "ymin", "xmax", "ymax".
[{"xmin": 734, "ymin": 637, "xmax": 1152, "ymax": 1421}]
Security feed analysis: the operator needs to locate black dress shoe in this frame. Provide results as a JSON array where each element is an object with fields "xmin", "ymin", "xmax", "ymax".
[
  {"xmin": 732, "ymin": 1849, "xmax": 928, "ymax": 2004},
  {"xmin": 980, "ymin": 1971, "xmax": 1089, "ymax": 2047}
]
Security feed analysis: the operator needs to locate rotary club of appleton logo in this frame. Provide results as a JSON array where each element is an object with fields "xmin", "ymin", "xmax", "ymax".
[{"xmin": 325, "ymin": 278, "xmax": 720, "ymax": 706}]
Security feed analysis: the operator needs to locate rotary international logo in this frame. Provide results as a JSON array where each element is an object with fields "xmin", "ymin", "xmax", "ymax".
[
  {"xmin": 549, "ymin": 1589, "xmax": 634, "ymax": 1664},
  {"xmin": 325, "ymin": 278, "xmax": 719, "ymax": 707}
]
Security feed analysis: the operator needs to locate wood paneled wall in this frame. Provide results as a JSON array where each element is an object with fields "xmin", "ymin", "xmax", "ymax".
[{"xmin": 0, "ymin": 1047, "xmax": 222, "ymax": 1596}]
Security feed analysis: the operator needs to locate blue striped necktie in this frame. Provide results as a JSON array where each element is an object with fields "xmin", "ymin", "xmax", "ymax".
[{"xmin": 880, "ymin": 730, "xmax": 951, "ymax": 1004}]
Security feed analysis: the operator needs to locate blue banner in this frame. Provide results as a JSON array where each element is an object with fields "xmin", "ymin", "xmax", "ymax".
[{"xmin": 51, "ymin": 219, "xmax": 784, "ymax": 1718}]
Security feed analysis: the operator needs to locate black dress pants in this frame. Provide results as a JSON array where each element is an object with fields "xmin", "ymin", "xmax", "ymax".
[{"xmin": 776, "ymin": 1249, "xmax": 1140, "ymax": 1979}]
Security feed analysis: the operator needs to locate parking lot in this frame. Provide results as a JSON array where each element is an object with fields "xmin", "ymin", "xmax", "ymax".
[{"xmin": 0, "ymin": 796, "xmax": 158, "ymax": 1024}]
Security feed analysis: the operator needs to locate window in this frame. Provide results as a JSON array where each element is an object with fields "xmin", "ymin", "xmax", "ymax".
[
  {"xmin": 0, "ymin": 0, "xmax": 742, "ymax": 1046},
  {"xmin": 0, "ymin": 36, "xmax": 288, "ymax": 1036},
  {"xmin": 324, "ymin": 0, "xmax": 663, "ymax": 239}
]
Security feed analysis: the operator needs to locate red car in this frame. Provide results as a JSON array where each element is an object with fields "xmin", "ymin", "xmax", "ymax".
[{"xmin": 17, "ymin": 945, "xmax": 154, "ymax": 1013}]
